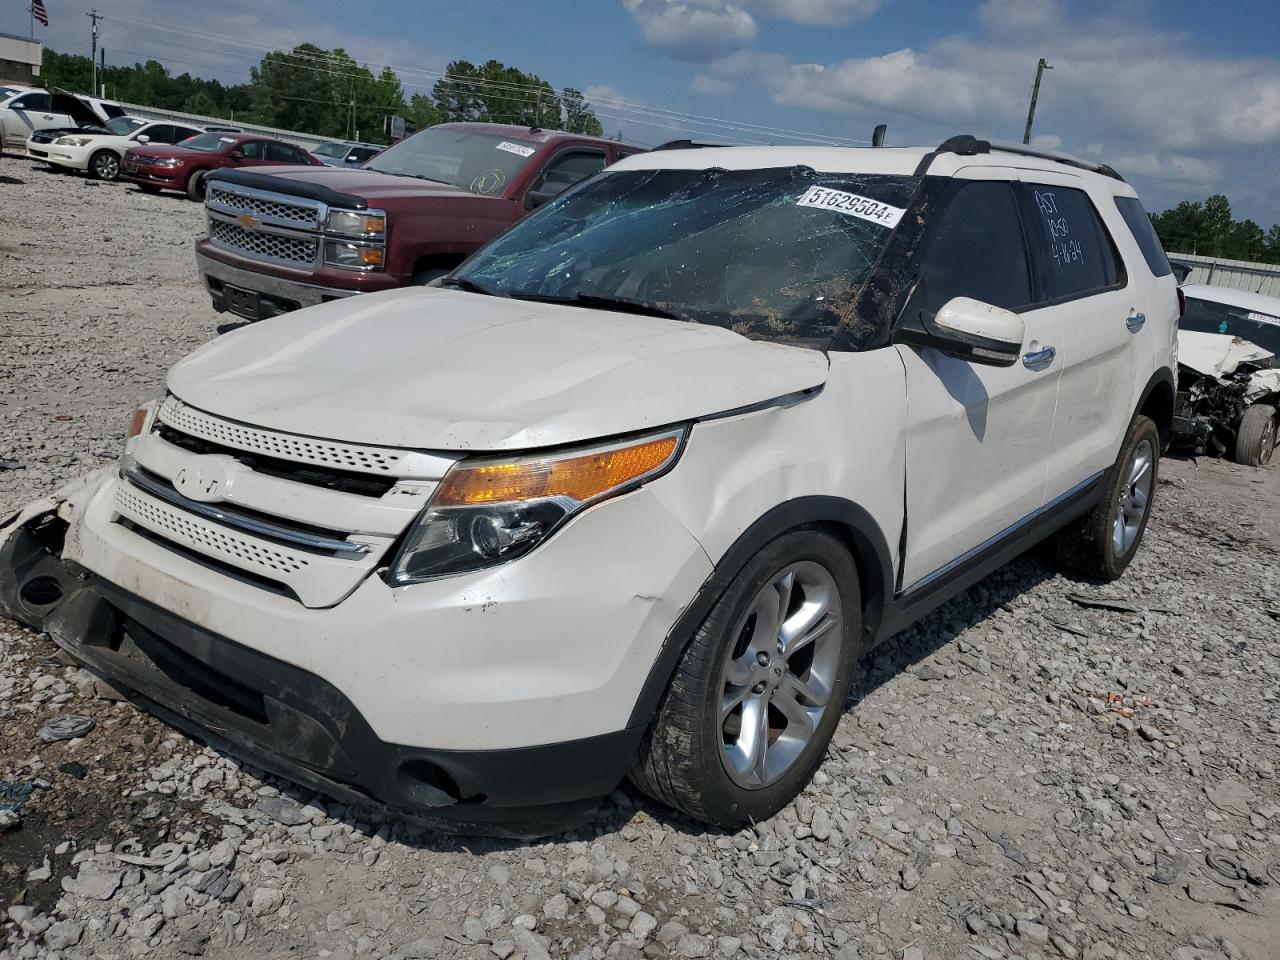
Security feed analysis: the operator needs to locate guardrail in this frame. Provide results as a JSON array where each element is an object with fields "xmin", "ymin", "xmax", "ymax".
[
  {"xmin": 1169, "ymin": 252, "xmax": 1280, "ymax": 298},
  {"xmin": 116, "ymin": 101, "xmax": 336, "ymax": 152}
]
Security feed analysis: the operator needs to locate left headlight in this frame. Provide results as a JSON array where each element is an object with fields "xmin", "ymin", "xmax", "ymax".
[
  {"xmin": 55, "ymin": 136, "xmax": 93, "ymax": 147},
  {"xmin": 387, "ymin": 428, "xmax": 686, "ymax": 584},
  {"xmin": 327, "ymin": 209, "xmax": 385, "ymax": 237},
  {"xmin": 120, "ymin": 400, "xmax": 158, "ymax": 475},
  {"xmin": 155, "ymin": 157, "xmax": 183, "ymax": 168}
]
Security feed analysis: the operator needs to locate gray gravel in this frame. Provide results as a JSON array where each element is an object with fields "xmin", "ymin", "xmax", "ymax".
[{"xmin": 3, "ymin": 153, "xmax": 1280, "ymax": 960}]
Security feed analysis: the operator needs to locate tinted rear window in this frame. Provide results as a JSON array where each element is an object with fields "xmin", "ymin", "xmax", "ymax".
[
  {"xmin": 1018, "ymin": 184, "xmax": 1124, "ymax": 301},
  {"xmin": 1114, "ymin": 196, "xmax": 1172, "ymax": 278}
]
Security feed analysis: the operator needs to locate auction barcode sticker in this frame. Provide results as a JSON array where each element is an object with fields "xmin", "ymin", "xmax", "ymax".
[
  {"xmin": 1247, "ymin": 311, "xmax": 1280, "ymax": 327},
  {"xmin": 796, "ymin": 186, "xmax": 904, "ymax": 228},
  {"xmin": 495, "ymin": 141, "xmax": 536, "ymax": 158}
]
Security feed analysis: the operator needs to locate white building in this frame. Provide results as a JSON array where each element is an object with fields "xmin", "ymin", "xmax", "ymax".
[{"xmin": 0, "ymin": 32, "xmax": 42, "ymax": 85}]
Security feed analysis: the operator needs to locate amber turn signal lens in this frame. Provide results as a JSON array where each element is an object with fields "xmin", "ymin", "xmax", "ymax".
[
  {"xmin": 359, "ymin": 247, "xmax": 384, "ymax": 266},
  {"xmin": 435, "ymin": 434, "xmax": 681, "ymax": 507},
  {"xmin": 128, "ymin": 407, "xmax": 149, "ymax": 440}
]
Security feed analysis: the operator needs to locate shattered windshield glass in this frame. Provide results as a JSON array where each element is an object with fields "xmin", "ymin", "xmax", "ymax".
[
  {"xmin": 454, "ymin": 167, "xmax": 919, "ymax": 346},
  {"xmin": 1181, "ymin": 296, "xmax": 1280, "ymax": 354}
]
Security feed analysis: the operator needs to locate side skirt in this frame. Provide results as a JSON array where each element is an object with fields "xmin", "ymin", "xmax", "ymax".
[{"xmin": 875, "ymin": 472, "xmax": 1105, "ymax": 642}]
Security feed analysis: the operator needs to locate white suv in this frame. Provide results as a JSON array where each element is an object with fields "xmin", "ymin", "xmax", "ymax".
[{"xmin": 0, "ymin": 136, "xmax": 1179, "ymax": 831}]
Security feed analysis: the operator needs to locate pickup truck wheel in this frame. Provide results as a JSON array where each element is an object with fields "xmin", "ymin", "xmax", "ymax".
[
  {"xmin": 186, "ymin": 170, "xmax": 209, "ymax": 202},
  {"xmin": 630, "ymin": 530, "xmax": 860, "ymax": 827},
  {"xmin": 1053, "ymin": 414, "xmax": 1160, "ymax": 582},
  {"xmin": 1233, "ymin": 404, "xmax": 1276, "ymax": 467},
  {"xmin": 89, "ymin": 149, "xmax": 120, "ymax": 181}
]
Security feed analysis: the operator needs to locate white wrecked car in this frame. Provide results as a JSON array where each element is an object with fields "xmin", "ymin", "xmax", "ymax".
[{"xmin": 1175, "ymin": 284, "xmax": 1280, "ymax": 466}]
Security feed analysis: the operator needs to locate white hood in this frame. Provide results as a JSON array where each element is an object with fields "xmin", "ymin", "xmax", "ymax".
[
  {"xmin": 1177, "ymin": 329, "xmax": 1273, "ymax": 379},
  {"xmin": 168, "ymin": 287, "xmax": 829, "ymax": 451}
]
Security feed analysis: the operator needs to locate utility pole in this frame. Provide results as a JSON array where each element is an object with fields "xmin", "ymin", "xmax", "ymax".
[
  {"xmin": 86, "ymin": 10, "xmax": 103, "ymax": 96},
  {"xmin": 1022, "ymin": 57, "xmax": 1051, "ymax": 144}
]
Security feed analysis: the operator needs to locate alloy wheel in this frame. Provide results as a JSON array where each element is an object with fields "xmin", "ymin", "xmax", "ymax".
[
  {"xmin": 93, "ymin": 153, "xmax": 119, "ymax": 180},
  {"xmin": 1113, "ymin": 438, "xmax": 1153, "ymax": 557},
  {"xmin": 717, "ymin": 561, "xmax": 843, "ymax": 789}
]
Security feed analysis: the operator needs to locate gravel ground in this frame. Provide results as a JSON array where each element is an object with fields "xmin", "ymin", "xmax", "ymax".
[{"xmin": 2, "ymin": 153, "xmax": 1279, "ymax": 960}]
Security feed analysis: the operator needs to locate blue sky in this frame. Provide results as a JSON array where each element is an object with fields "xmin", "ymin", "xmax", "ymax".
[{"xmin": 8, "ymin": 0, "xmax": 1280, "ymax": 227}]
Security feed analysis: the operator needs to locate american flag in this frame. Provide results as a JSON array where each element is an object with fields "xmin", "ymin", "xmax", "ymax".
[{"xmin": 30, "ymin": 0, "xmax": 49, "ymax": 27}]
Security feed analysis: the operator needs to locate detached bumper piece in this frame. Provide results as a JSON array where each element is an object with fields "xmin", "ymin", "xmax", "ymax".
[{"xmin": 1, "ymin": 518, "xmax": 642, "ymax": 836}]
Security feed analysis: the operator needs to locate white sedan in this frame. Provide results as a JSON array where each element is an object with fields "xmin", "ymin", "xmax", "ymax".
[{"xmin": 35, "ymin": 117, "xmax": 206, "ymax": 181}]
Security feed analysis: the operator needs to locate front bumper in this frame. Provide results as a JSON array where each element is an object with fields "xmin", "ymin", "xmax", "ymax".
[
  {"xmin": 121, "ymin": 163, "xmax": 182, "ymax": 188},
  {"xmin": 0, "ymin": 468, "xmax": 711, "ymax": 828},
  {"xmin": 41, "ymin": 143, "xmax": 92, "ymax": 171},
  {"xmin": 195, "ymin": 243, "xmax": 359, "ymax": 314}
]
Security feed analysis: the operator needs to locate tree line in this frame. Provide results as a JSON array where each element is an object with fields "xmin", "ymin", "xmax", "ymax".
[
  {"xmin": 1151, "ymin": 194, "xmax": 1280, "ymax": 265},
  {"xmin": 38, "ymin": 47, "xmax": 608, "ymax": 144}
]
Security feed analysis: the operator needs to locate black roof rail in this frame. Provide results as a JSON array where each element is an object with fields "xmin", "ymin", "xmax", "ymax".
[
  {"xmin": 930, "ymin": 134, "xmax": 1125, "ymax": 182},
  {"xmin": 652, "ymin": 138, "xmax": 727, "ymax": 151}
]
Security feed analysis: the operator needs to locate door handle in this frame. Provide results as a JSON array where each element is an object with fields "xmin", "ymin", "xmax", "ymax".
[
  {"xmin": 1022, "ymin": 345, "xmax": 1056, "ymax": 371},
  {"xmin": 1126, "ymin": 311, "xmax": 1146, "ymax": 333}
]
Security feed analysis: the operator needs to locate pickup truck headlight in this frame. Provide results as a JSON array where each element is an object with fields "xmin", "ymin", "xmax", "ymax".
[
  {"xmin": 387, "ymin": 428, "xmax": 685, "ymax": 584},
  {"xmin": 324, "ymin": 240, "xmax": 385, "ymax": 270},
  {"xmin": 327, "ymin": 209, "xmax": 385, "ymax": 237},
  {"xmin": 55, "ymin": 136, "xmax": 93, "ymax": 147}
]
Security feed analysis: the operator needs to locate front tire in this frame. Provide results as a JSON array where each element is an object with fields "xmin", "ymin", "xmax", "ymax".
[
  {"xmin": 630, "ymin": 529, "xmax": 860, "ymax": 827},
  {"xmin": 185, "ymin": 169, "xmax": 209, "ymax": 201},
  {"xmin": 1233, "ymin": 404, "xmax": 1276, "ymax": 467},
  {"xmin": 88, "ymin": 149, "xmax": 120, "ymax": 181},
  {"xmin": 1053, "ymin": 414, "xmax": 1160, "ymax": 581}
]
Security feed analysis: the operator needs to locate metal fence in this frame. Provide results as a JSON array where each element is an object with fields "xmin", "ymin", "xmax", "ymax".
[
  {"xmin": 1168, "ymin": 252, "xmax": 1280, "ymax": 298},
  {"xmin": 117, "ymin": 101, "xmax": 332, "ymax": 152}
]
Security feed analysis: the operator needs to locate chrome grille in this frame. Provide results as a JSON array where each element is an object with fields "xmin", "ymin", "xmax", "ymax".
[
  {"xmin": 209, "ymin": 219, "xmax": 316, "ymax": 266},
  {"xmin": 158, "ymin": 396, "xmax": 407, "ymax": 475},
  {"xmin": 207, "ymin": 186, "xmax": 320, "ymax": 228}
]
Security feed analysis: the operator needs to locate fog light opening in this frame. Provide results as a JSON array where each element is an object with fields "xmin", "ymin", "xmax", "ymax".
[
  {"xmin": 19, "ymin": 576, "xmax": 64, "ymax": 608},
  {"xmin": 397, "ymin": 759, "xmax": 477, "ymax": 807}
]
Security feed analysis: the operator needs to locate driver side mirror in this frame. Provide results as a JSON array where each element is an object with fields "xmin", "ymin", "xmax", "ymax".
[
  {"xmin": 135, "ymin": 134, "xmax": 150, "ymax": 144},
  {"xmin": 227, "ymin": 150, "xmax": 245, "ymax": 160},
  {"xmin": 526, "ymin": 180, "xmax": 570, "ymax": 209},
  {"xmin": 895, "ymin": 296, "xmax": 1024, "ymax": 367}
]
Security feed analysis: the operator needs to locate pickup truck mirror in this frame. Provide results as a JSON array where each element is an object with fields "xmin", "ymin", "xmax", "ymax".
[
  {"xmin": 894, "ymin": 296, "xmax": 1024, "ymax": 367},
  {"xmin": 526, "ymin": 180, "xmax": 570, "ymax": 209},
  {"xmin": 227, "ymin": 149, "xmax": 245, "ymax": 160}
]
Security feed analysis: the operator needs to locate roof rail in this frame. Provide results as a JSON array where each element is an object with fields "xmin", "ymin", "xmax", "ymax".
[
  {"xmin": 931, "ymin": 134, "xmax": 1125, "ymax": 182},
  {"xmin": 652, "ymin": 138, "xmax": 727, "ymax": 151}
]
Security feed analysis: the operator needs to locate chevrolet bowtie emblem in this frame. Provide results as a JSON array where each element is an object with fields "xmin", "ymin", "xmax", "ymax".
[{"xmin": 236, "ymin": 213, "xmax": 260, "ymax": 229}]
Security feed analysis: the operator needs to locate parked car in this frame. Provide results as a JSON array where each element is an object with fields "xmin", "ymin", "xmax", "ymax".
[
  {"xmin": 31, "ymin": 116, "xmax": 206, "ymax": 180},
  {"xmin": 312, "ymin": 140, "xmax": 382, "ymax": 167},
  {"xmin": 120, "ymin": 132, "xmax": 321, "ymax": 200},
  {"xmin": 194, "ymin": 122, "xmax": 642, "ymax": 321},
  {"xmin": 26, "ymin": 119, "xmax": 119, "ymax": 160},
  {"xmin": 0, "ymin": 136, "xmax": 1178, "ymax": 832},
  {"xmin": 1172, "ymin": 284, "xmax": 1280, "ymax": 465},
  {"xmin": 0, "ymin": 87, "xmax": 125, "ymax": 151}
]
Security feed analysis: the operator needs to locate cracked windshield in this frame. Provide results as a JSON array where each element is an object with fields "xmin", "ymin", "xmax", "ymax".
[{"xmin": 454, "ymin": 167, "xmax": 919, "ymax": 344}]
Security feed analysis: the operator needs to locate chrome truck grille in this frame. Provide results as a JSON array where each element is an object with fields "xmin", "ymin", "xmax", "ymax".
[
  {"xmin": 112, "ymin": 397, "xmax": 455, "ymax": 607},
  {"xmin": 209, "ymin": 219, "xmax": 316, "ymax": 266},
  {"xmin": 206, "ymin": 185, "xmax": 320, "ymax": 229}
]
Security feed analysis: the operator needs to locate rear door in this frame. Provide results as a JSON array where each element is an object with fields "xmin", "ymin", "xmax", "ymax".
[
  {"xmin": 3, "ymin": 92, "xmax": 68, "ymax": 147},
  {"xmin": 896, "ymin": 169, "xmax": 1067, "ymax": 591},
  {"xmin": 1013, "ymin": 173, "xmax": 1134, "ymax": 496}
]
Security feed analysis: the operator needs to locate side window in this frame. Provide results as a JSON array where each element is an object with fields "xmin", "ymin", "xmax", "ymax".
[
  {"xmin": 349, "ymin": 147, "xmax": 378, "ymax": 163},
  {"xmin": 173, "ymin": 126, "xmax": 201, "ymax": 144},
  {"xmin": 237, "ymin": 141, "xmax": 263, "ymax": 159},
  {"xmin": 1018, "ymin": 184, "xmax": 1125, "ymax": 301},
  {"xmin": 12, "ymin": 93, "xmax": 51, "ymax": 111},
  {"xmin": 534, "ymin": 150, "xmax": 606, "ymax": 193},
  {"xmin": 145, "ymin": 125, "xmax": 175, "ymax": 144},
  {"xmin": 265, "ymin": 142, "xmax": 295, "ymax": 162},
  {"xmin": 1114, "ymin": 196, "xmax": 1172, "ymax": 278},
  {"xmin": 101, "ymin": 103, "xmax": 125, "ymax": 119},
  {"xmin": 905, "ymin": 180, "xmax": 1033, "ymax": 320}
]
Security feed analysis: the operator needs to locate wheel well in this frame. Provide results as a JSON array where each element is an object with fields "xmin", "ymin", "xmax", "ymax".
[
  {"xmin": 1138, "ymin": 372, "xmax": 1175, "ymax": 447},
  {"xmin": 806, "ymin": 519, "xmax": 889, "ymax": 643},
  {"xmin": 412, "ymin": 252, "xmax": 467, "ymax": 277}
]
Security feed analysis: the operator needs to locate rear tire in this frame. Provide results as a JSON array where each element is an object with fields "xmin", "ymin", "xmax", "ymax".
[
  {"xmin": 88, "ymin": 149, "xmax": 120, "ymax": 181},
  {"xmin": 1053, "ymin": 414, "xmax": 1160, "ymax": 582},
  {"xmin": 1233, "ymin": 404, "xmax": 1276, "ymax": 467},
  {"xmin": 185, "ymin": 169, "xmax": 209, "ymax": 201},
  {"xmin": 630, "ymin": 529, "xmax": 860, "ymax": 827}
]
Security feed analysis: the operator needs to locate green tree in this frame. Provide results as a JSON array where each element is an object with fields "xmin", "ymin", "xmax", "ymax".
[{"xmin": 561, "ymin": 87, "xmax": 603, "ymax": 136}]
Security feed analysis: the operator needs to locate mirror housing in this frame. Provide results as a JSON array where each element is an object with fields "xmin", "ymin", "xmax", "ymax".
[
  {"xmin": 227, "ymin": 149, "xmax": 245, "ymax": 160},
  {"xmin": 526, "ymin": 180, "xmax": 570, "ymax": 209},
  {"xmin": 135, "ymin": 134, "xmax": 150, "ymax": 144},
  {"xmin": 895, "ymin": 296, "xmax": 1024, "ymax": 367}
]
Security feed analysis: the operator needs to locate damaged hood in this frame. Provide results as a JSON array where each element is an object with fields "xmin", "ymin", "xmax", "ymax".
[
  {"xmin": 167, "ymin": 288, "xmax": 829, "ymax": 451},
  {"xmin": 1177, "ymin": 330, "xmax": 1274, "ymax": 379}
]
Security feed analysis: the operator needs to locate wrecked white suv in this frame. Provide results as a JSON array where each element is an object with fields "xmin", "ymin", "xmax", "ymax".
[{"xmin": 0, "ymin": 136, "xmax": 1180, "ymax": 832}]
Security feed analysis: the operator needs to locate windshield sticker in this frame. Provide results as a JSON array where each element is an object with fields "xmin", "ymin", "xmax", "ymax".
[
  {"xmin": 796, "ymin": 186, "xmax": 904, "ymax": 228},
  {"xmin": 218, "ymin": 137, "xmax": 236, "ymax": 143},
  {"xmin": 495, "ymin": 141, "xmax": 536, "ymax": 158},
  {"xmin": 1247, "ymin": 311, "xmax": 1280, "ymax": 327}
]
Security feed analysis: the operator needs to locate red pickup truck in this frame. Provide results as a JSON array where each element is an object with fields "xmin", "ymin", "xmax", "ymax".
[{"xmin": 195, "ymin": 122, "xmax": 641, "ymax": 320}]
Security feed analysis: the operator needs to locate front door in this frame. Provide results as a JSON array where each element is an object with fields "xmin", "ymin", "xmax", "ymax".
[
  {"xmin": 896, "ymin": 170, "xmax": 1066, "ymax": 591},
  {"xmin": 3, "ymin": 92, "xmax": 70, "ymax": 148}
]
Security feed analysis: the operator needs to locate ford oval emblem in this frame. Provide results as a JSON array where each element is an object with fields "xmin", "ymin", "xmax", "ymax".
[{"xmin": 174, "ymin": 460, "xmax": 231, "ymax": 503}]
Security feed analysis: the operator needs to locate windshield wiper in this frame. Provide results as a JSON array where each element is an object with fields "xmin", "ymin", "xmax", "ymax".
[
  {"xmin": 435, "ymin": 276, "xmax": 505, "ymax": 297},
  {"xmin": 509, "ymin": 291, "xmax": 690, "ymax": 323},
  {"xmin": 377, "ymin": 171, "xmax": 451, "ymax": 185}
]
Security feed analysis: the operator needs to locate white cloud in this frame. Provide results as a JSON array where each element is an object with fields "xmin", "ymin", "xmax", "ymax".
[
  {"xmin": 1106, "ymin": 151, "xmax": 1224, "ymax": 188},
  {"xmin": 744, "ymin": 0, "xmax": 883, "ymax": 27},
  {"xmin": 1031, "ymin": 133, "xmax": 1063, "ymax": 151},
  {"xmin": 976, "ymin": 0, "xmax": 1062, "ymax": 36},
  {"xmin": 622, "ymin": 0, "xmax": 757, "ymax": 62},
  {"xmin": 690, "ymin": 74, "xmax": 731, "ymax": 96}
]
